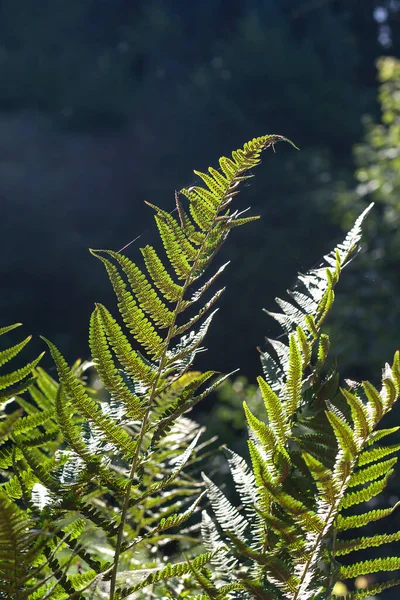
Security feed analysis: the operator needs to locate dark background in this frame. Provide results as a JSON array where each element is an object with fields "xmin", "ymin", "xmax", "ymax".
[{"xmin": 2, "ymin": 1, "xmax": 400, "ymax": 596}]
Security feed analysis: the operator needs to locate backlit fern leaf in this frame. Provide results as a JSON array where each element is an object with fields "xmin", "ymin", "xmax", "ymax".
[
  {"xmin": 0, "ymin": 493, "xmax": 53, "ymax": 599},
  {"xmin": 116, "ymin": 551, "xmax": 215, "ymax": 594},
  {"xmin": 89, "ymin": 306, "xmax": 145, "ymax": 419},
  {"xmin": 0, "ymin": 324, "xmax": 43, "ymax": 403},
  {"xmin": 348, "ymin": 456, "xmax": 398, "ymax": 487},
  {"xmin": 336, "ymin": 503, "xmax": 400, "ymax": 532},
  {"xmin": 259, "ymin": 204, "xmax": 373, "ymax": 397},
  {"xmin": 335, "ymin": 530, "xmax": 400, "ymax": 556},
  {"xmin": 42, "ymin": 337, "xmax": 137, "ymax": 459}
]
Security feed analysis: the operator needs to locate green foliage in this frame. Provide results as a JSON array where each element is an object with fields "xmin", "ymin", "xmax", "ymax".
[
  {"xmin": 1, "ymin": 134, "xmax": 400, "ymax": 599},
  {"xmin": 330, "ymin": 56, "xmax": 400, "ymax": 377},
  {"xmin": 201, "ymin": 203, "xmax": 400, "ymax": 599}
]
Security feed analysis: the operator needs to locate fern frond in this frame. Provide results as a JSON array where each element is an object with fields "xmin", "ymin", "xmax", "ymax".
[
  {"xmin": 116, "ymin": 551, "xmax": 215, "ymax": 594},
  {"xmin": 243, "ymin": 401, "xmax": 277, "ymax": 455},
  {"xmin": 337, "ymin": 502, "xmax": 400, "ymax": 531},
  {"xmin": 201, "ymin": 510, "xmax": 237, "ymax": 578},
  {"xmin": 348, "ymin": 456, "xmax": 397, "ymax": 487},
  {"xmin": 285, "ymin": 334, "xmax": 303, "ymax": 416},
  {"xmin": 202, "ymin": 473, "xmax": 248, "ymax": 541},
  {"xmin": 0, "ymin": 409, "xmax": 23, "ymax": 441},
  {"xmin": 96, "ymin": 303, "xmax": 155, "ymax": 385},
  {"xmin": 362, "ymin": 380, "xmax": 384, "ymax": 422},
  {"xmin": 0, "ymin": 493, "xmax": 52, "ymax": 599},
  {"xmin": 302, "ymin": 452, "xmax": 337, "ymax": 503},
  {"xmin": 367, "ymin": 426, "xmax": 400, "ymax": 445},
  {"xmin": 340, "ymin": 470, "xmax": 394, "ymax": 509},
  {"xmin": 89, "ymin": 306, "xmax": 145, "ymax": 419},
  {"xmin": 259, "ymin": 204, "xmax": 373, "ymax": 396},
  {"xmin": 101, "ymin": 250, "xmax": 175, "ymax": 328},
  {"xmin": 340, "ymin": 557, "xmax": 400, "ymax": 579},
  {"xmin": 0, "ymin": 335, "xmax": 32, "ymax": 368},
  {"xmin": 325, "ymin": 406, "xmax": 358, "ymax": 457},
  {"xmin": 0, "ymin": 355, "xmax": 43, "ymax": 392},
  {"xmin": 41, "ymin": 337, "xmax": 137, "ymax": 458},
  {"xmin": 340, "ymin": 388, "xmax": 371, "ymax": 439},
  {"xmin": 335, "ymin": 530, "xmax": 400, "ymax": 556},
  {"xmin": 89, "ymin": 252, "xmax": 165, "ymax": 358},
  {"xmin": 257, "ymin": 376, "xmax": 289, "ymax": 443},
  {"xmin": 357, "ymin": 443, "xmax": 400, "ymax": 466},
  {"xmin": 140, "ymin": 244, "xmax": 183, "ymax": 302}
]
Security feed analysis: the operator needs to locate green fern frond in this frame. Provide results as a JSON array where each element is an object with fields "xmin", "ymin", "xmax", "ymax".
[
  {"xmin": 102, "ymin": 250, "xmax": 175, "ymax": 327},
  {"xmin": 16, "ymin": 443, "xmax": 59, "ymax": 493},
  {"xmin": 95, "ymin": 303, "xmax": 155, "ymax": 385},
  {"xmin": 89, "ymin": 252, "xmax": 165, "ymax": 358},
  {"xmin": 357, "ymin": 443, "xmax": 400, "ymax": 466},
  {"xmin": 337, "ymin": 502, "xmax": 400, "ymax": 531},
  {"xmin": 0, "ymin": 354, "xmax": 43, "ymax": 392},
  {"xmin": 284, "ymin": 334, "xmax": 303, "ymax": 416},
  {"xmin": 140, "ymin": 244, "xmax": 183, "ymax": 302},
  {"xmin": 202, "ymin": 473, "xmax": 248, "ymax": 541},
  {"xmin": 0, "ymin": 493, "xmax": 51, "ymax": 599},
  {"xmin": 348, "ymin": 456, "xmax": 397, "ymax": 487},
  {"xmin": 0, "ymin": 409, "xmax": 23, "ymax": 440},
  {"xmin": 129, "ymin": 429, "xmax": 202, "ymax": 508},
  {"xmin": 325, "ymin": 406, "xmax": 358, "ymax": 456},
  {"xmin": 340, "ymin": 556, "xmax": 400, "ymax": 579},
  {"xmin": 54, "ymin": 385, "xmax": 128, "ymax": 495},
  {"xmin": 243, "ymin": 401, "xmax": 278, "ymax": 454},
  {"xmin": 340, "ymin": 388, "xmax": 371, "ymax": 439},
  {"xmin": 150, "ymin": 371, "xmax": 216, "ymax": 448},
  {"xmin": 89, "ymin": 306, "xmax": 146, "ymax": 419},
  {"xmin": 257, "ymin": 375, "xmax": 289, "ymax": 443},
  {"xmin": 116, "ymin": 551, "xmax": 215, "ymax": 594},
  {"xmin": 146, "ymin": 492, "xmax": 206, "ymax": 538},
  {"xmin": 41, "ymin": 337, "xmax": 137, "ymax": 458},
  {"xmin": 316, "ymin": 332, "xmax": 330, "ymax": 366},
  {"xmin": 10, "ymin": 409, "xmax": 55, "ymax": 436},
  {"xmin": 259, "ymin": 204, "xmax": 373, "ymax": 396},
  {"xmin": 183, "ymin": 557, "xmax": 220, "ymax": 599},
  {"xmin": 367, "ymin": 426, "xmax": 400, "ymax": 445},
  {"xmin": 362, "ymin": 380, "xmax": 384, "ymax": 422},
  {"xmin": 302, "ymin": 452, "xmax": 337, "ymax": 503},
  {"xmin": 0, "ymin": 335, "xmax": 32, "ymax": 368},
  {"xmin": 340, "ymin": 470, "xmax": 394, "ymax": 509},
  {"xmin": 335, "ymin": 530, "xmax": 400, "ymax": 556}
]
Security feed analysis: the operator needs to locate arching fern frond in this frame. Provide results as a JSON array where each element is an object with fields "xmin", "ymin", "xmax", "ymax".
[
  {"xmin": 78, "ymin": 134, "xmax": 293, "ymax": 597},
  {"xmin": 260, "ymin": 203, "xmax": 373, "ymax": 401}
]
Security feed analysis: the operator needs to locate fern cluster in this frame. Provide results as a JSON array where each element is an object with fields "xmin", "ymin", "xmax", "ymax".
[{"xmin": 0, "ymin": 135, "xmax": 399, "ymax": 599}]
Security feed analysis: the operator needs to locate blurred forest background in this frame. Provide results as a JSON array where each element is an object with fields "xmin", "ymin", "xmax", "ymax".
[{"xmin": 2, "ymin": 1, "xmax": 400, "ymax": 595}]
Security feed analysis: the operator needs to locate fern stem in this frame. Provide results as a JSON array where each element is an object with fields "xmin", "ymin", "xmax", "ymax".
[
  {"xmin": 108, "ymin": 212, "xmax": 223, "ymax": 600},
  {"xmin": 293, "ymin": 437, "xmax": 371, "ymax": 599},
  {"xmin": 328, "ymin": 527, "xmax": 338, "ymax": 595},
  {"xmin": 292, "ymin": 478, "xmax": 350, "ymax": 600}
]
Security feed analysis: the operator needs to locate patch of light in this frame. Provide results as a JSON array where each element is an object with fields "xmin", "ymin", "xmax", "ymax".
[
  {"xmin": 374, "ymin": 6, "xmax": 388, "ymax": 23},
  {"xmin": 379, "ymin": 23, "xmax": 392, "ymax": 47}
]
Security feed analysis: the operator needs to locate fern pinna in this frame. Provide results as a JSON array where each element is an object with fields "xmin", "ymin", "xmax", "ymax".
[{"xmin": 201, "ymin": 204, "xmax": 400, "ymax": 599}]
